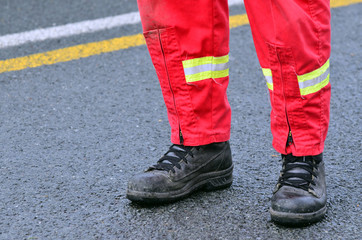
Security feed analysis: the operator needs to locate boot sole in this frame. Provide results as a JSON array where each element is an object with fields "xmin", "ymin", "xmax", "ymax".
[
  {"xmin": 269, "ymin": 205, "xmax": 327, "ymax": 226},
  {"xmin": 126, "ymin": 164, "xmax": 233, "ymax": 204}
]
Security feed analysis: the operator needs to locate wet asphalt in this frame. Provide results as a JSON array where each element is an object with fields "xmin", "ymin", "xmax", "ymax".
[{"xmin": 0, "ymin": 1, "xmax": 361, "ymax": 239}]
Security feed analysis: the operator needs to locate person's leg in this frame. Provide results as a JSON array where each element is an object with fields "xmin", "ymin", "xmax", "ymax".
[
  {"xmin": 138, "ymin": 0, "xmax": 231, "ymax": 146},
  {"xmin": 126, "ymin": 0, "xmax": 233, "ymax": 203},
  {"xmin": 244, "ymin": 0, "xmax": 331, "ymax": 225}
]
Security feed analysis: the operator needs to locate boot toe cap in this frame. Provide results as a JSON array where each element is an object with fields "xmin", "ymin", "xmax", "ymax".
[
  {"xmin": 271, "ymin": 186, "xmax": 326, "ymax": 214},
  {"xmin": 127, "ymin": 171, "xmax": 171, "ymax": 193}
]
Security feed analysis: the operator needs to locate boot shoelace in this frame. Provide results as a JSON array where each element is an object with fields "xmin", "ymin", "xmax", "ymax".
[
  {"xmin": 148, "ymin": 145, "xmax": 196, "ymax": 173},
  {"xmin": 277, "ymin": 155, "xmax": 318, "ymax": 192}
]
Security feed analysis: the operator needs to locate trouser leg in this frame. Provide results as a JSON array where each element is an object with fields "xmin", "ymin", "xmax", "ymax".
[
  {"xmin": 137, "ymin": 0, "xmax": 231, "ymax": 146},
  {"xmin": 244, "ymin": 0, "xmax": 331, "ymax": 156}
]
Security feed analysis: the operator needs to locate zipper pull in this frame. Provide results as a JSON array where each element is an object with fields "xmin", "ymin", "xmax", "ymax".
[
  {"xmin": 179, "ymin": 130, "xmax": 184, "ymax": 145},
  {"xmin": 288, "ymin": 131, "xmax": 293, "ymax": 146}
]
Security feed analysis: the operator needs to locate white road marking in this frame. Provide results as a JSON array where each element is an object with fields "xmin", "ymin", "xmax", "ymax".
[
  {"xmin": 229, "ymin": 0, "xmax": 244, "ymax": 6},
  {"xmin": 0, "ymin": 11, "xmax": 141, "ymax": 49},
  {"xmin": 0, "ymin": 0, "xmax": 243, "ymax": 49}
]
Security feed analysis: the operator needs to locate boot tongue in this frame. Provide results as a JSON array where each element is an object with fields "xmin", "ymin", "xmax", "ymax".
[
  {"xmin": 147, "ymin": 145, "xmax": 189, "ymax": 172},
  {"xmin": 167, "ymin": 145, "xmax": 186, "ymax": 156},
  {"xmin": 286, "ymin": 161, "xmax": 311, "ymax": 181},
  {"xmin": 161, "ymin": 145, "xmax": 187, "ymax": 164}
]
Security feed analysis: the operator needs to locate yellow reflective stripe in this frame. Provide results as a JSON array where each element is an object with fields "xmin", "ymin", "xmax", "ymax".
[
  {"xmin": 262, "ymin": 68, "xmax": 272, "ymax": 77},
  {"xmin": 266, "ymin": 82, "xmax": 273, "ymax": 91},
  {"xmin": 297, "ymin": 59, "xmax": 330, "ymax": 95},
  {"xmin": 300, "ymin": 74, "xmax": 330, "ymax": 96},
  {"xmin": 262, "ymin": 68, "xmax": 273, "ymax": 91},
  {"xmin": 185, "ymin": 69, "xmax": 229, "ymax": 82},
  {"xmin": 297, "ymin": 59, "xmax": 330, "ymax": 83},
  {"xmin": 183, "ymin": 54, "xmax": 229, "ymax": 82},
  {"xmin": 182, "ymin": 55, "xmax": 229, "ymax": 68},
  {"xmin": 213, "ymin": 55, "xmax": 229, "ymax": 65}
]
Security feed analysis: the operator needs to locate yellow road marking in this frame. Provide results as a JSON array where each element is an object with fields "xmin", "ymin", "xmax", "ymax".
[
  {"xmin": 0, "ymin": 34, "xmax": 145, "ymax": 73},
  {"xmin": 0, "ymin": 0, "xmax": 361, "ymax": 74},
  {"xmin": 229, "ymin": 14, "xmax": 249, "ymax": 28},
  {"xmin": 331, "ymin": 0, "xmax": 362, "ymax": 7}
]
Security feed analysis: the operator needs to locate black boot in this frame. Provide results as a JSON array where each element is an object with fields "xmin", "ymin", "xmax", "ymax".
[
  {"xmin": 270, "ymin": 153, "xmax": 327, "ymax": 225},
  {"xmin": 126, "ymin": 141, "xmax": 233, "ymax": 204}
]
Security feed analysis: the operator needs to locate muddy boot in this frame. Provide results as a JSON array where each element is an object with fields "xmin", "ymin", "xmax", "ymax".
[
  {"xmin": 270, "ymin": 153, "xmax": 327, "ymax": 225},
  {"xmin": 126, "ymin": 141, "xmax": 233, "ymax": 204}
]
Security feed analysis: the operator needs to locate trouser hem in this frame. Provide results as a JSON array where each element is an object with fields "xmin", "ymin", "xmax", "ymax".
[{"xmin": 171, "ymin": 133, "xmax": 230, "ymax": 146}]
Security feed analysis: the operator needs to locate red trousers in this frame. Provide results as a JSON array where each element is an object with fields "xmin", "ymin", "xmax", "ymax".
[{"xmin": 137, "ymin": 0, "xmax": 331, "ymax": 156}]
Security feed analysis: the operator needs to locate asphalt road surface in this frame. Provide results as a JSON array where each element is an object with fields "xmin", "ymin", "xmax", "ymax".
[{"xmin": 0, "ymin": 1, "xmax": 361, "ymax": 239}]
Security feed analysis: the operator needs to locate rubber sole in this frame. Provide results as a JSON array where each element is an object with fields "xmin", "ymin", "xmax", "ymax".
[
  {"xmin": 269, "ymin": 205, "xmax": 327, "ymax": 226},
  {"xmin": 126, "ymin": 165, "xmax": 233, "ymax": 204}
]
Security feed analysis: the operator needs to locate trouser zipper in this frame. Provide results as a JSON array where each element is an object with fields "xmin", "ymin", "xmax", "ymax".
[
  {"xmin": 276, "ymin": 49, "xmax": 293, "ymax": 149},
  {"xmin": 179, "ymin": 128, "xmax": 184, "ymax": 145},
  {"xmin": 287, "ymin": 130, "xmax": 293, "ymax": 146},
  {"xmin": 157, "ymin": 29, "xmax": 183, "ymax": 144}
]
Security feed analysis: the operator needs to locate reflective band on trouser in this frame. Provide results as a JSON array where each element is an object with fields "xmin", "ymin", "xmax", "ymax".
[
  {"xmin": 297, "ymin": 59, "xmax": 330, "ymax": 96},
  {"xmin": 182, "ymin": 55, "xmax": 229, "ymax": 82},
  {"xmin": 262, "ymin": 68, "xmax": 273, "ymax": 90}
]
